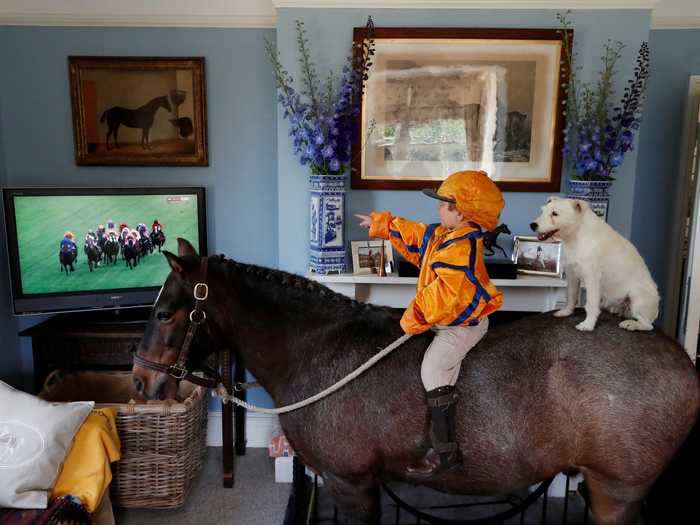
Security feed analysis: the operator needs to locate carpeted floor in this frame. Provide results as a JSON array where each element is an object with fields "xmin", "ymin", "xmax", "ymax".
[
  {"xmin": 114, "ymin": 448, "xmax": 291, "ymax": 525},
  {"xmin": 113, "ymin": 447, "xmax": 588, "ymax": 525}
]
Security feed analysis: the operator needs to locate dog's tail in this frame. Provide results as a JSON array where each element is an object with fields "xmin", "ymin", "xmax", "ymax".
[{"xmin": 100, "ymin": 110, "xmax": 107, "ymax": 123}]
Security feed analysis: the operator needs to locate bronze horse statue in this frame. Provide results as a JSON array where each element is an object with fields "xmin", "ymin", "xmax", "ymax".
[{"xmin": 132, "ymin": 240, "xmax": 699, "ymax": 525}]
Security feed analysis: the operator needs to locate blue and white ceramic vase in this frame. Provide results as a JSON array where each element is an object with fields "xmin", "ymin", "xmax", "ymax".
[
  {"xmin": 309, "ymin": 174, "xmax": 346, "ymax": 274},
  {"xmin": 567, "ymin": 179, "xmax": 612, "ymax": 222}
]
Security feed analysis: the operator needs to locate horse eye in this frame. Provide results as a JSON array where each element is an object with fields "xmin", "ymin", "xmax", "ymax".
[
  {"xmin": 157, "ymin": 311, "xmax": 172, "ymax": 321},
  {"xmin": 552, "ymin": 211, "xmax": 558, "ymax": 217}
]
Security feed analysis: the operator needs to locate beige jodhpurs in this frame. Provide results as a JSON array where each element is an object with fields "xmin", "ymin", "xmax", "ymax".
[{"xmin": 420, "ymin": 317, "xmax": 489, "ymax": 391}]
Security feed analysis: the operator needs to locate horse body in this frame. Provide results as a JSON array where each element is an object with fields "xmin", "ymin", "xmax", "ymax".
[
  {"xmin": 133, "ymin": 242, "xmax": 699, "ymax": 525},
  {"xmin": 150, "ymin": 230, "xmax": 166, "ymax": 252},
  {"xmin": 103, "ymin": 237, "xmax": 119, "ymax": 264},
  {"xmin": 122, "ymin": 241, "xmax": 138, "ymax": 270},
  {"xmin": 100, "ymin": 95, "xmax": 172, "ymax": 150},
  {"xmin": 59, "ymin": 248, "xmax": 76, "ymax": 275}
]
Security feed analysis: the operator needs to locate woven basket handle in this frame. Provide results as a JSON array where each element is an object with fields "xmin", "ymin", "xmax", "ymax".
[{"xmin": 41, "ymin": 369, "xmax": 64, "ymax": 396}]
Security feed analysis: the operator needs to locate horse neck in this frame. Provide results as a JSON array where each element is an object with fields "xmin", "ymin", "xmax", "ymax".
[
  {"xmin": 208, "ymin": 259, "xmax": 385, "ymax": 401},
  {"xmin": 141, "ymin": 96, "xmax": 166, "ymax": 112}
]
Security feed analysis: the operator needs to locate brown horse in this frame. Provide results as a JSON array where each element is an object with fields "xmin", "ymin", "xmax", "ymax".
[{"xmin": 132, "ymin": 239, "xmax": 699, "ymax": 525}]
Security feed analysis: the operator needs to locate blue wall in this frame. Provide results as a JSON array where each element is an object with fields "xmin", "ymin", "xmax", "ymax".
[
  {"xmin": 633, "ymin": 29, "xmax": 700, "ymax": 325},
  {"xmin": 0, "ymin": 100, "xmax": 21, "ymax": 388},
  {"xmin": 0, "ymin": 26, "xmax": 278, "ymax": 407},
  {"xmin": 1, "ymin": 10, "xmax": 681, "ymax": 408},
  {"xmin": 276, "ymin": 8, "xmax": 652, "ymax": 273}
]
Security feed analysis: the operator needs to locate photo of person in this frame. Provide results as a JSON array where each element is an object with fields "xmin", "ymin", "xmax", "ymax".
[
  {"xmin": 351, "ymin": 240, "xmax": 395, "ymax": 275},
  {"xmin": 512, "ymin": 236, "xmax": 562, "ymax": 276}
]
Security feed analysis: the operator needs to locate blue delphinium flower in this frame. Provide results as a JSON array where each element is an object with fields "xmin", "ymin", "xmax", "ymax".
[
  {"xmin": 559, "ymin": 12, "xmax": 649, "ymax": 182},
  {"xmin": 266, "ymin": 18, "xmax": 375, "ymax": 176}
]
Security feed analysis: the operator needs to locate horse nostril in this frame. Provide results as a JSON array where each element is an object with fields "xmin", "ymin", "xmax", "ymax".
[
  {"xmin": 156, "ymin": 381, "xmax": 167, "ymax": 400},
  {"xmin": 529, "ymin": 222, "xmax": 538, "ymax": 232},
  {"xmin": 133, "ymin": 376, "xmax": 144, "ymax": 395}
]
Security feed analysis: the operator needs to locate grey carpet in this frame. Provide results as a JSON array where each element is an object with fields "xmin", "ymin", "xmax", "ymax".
[
  {"xmin": 114, "ymin": 448, "xmax": 291, "ymax": 525},
  {"xmin": 113, "ymin": 448, "xmax": 588, "ymax": 524}
]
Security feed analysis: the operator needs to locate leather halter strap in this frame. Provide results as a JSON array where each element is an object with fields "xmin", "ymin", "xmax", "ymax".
[{"xmin": 133, "ymin": 256, "xmax": 220, "ymax": 389}]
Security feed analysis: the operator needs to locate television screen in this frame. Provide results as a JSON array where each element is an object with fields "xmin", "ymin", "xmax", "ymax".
[{"xmin": 2, "ymin": 187, "xmax": 207, "ymax": 315}]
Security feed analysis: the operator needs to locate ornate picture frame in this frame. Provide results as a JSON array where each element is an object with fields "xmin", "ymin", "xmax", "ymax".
[
  {"xmin": 352, "ymin": 27, "xmax": 571, "ymax": 192},
  {"xmin": 512, "ymin": 235, "xmax": 563, "ymax": 277},
  {"xmin": 69, "ymin": 56, "xmax": 208, "ymax": 166}
]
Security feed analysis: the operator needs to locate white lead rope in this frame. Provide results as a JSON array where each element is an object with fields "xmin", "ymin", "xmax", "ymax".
[{"xmin": 212, "ymin": 333, "xmax": 413, "ymax": 415}]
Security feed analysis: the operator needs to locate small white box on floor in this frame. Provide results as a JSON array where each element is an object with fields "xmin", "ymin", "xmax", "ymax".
[{"xmin": 275, "ymin": 456, "xmax": 294, "ymax": 483}]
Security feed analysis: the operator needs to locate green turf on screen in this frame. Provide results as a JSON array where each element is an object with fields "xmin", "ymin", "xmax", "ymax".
[{"xmin": 14, "ymin": 194, "xmax": 199, "ymax": 295}]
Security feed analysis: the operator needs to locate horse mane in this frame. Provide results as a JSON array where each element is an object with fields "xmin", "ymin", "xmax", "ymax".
[{"xmin": 210, "ymin": 255, "xmax": 397, "ymax": 322}]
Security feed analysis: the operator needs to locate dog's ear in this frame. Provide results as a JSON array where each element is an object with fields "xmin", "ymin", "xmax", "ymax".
[
  {"xmin": 546, "ymin": 196, "xmax": 559, "ymax": 205},
  {"xmin": 572, "ymin": 200, "xmax": 590, "ymax": 213}
]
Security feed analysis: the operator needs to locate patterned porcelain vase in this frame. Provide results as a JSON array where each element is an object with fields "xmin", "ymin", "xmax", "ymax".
[
  {"xmin": 309, "ymin": 174, "xmax": 346, "ymax": 274},
  {"xmin": 567, "ymin": 179, "xmax": 613, "ymax": 222}
]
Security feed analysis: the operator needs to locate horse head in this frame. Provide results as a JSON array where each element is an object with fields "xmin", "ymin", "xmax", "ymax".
[{"xmin": 132, "ymin": 238, "xmax": 216, "ymax": 400}]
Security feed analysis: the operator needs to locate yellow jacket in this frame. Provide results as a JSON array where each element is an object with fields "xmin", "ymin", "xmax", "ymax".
[{"xmin": 369, "ymin": 212, "xmax": 503, "ymax": 334}]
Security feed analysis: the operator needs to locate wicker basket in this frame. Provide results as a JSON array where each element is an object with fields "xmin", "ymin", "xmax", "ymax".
[{"xmin": 40, "ymin": 370, "xmax": 208, "ymax": 509}]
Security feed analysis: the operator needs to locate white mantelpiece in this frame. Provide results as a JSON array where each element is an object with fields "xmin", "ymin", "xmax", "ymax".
[{"xmin": 308, "ymin": 273, "xmax": 567, "ymax": 312}]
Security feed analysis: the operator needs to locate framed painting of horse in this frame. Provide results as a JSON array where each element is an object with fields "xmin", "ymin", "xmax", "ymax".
[{"xmin": 69, "ymin": 57, "xmax": 208, "ymax": 166}]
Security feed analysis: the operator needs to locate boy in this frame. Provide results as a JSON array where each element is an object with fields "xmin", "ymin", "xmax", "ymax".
[{"xmin": 356, "ymin": 170, "xmax": 504, "ymax": 477}]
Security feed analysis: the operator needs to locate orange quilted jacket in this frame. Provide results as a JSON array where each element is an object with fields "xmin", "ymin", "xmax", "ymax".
[{"xmin": 369, "ymin": 212, "xmax": 503, "ymax": 334}]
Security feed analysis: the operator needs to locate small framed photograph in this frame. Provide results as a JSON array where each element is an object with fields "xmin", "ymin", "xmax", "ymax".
[
  {"xmin": 512, "ymin": 236, "xmax": 563, "ymax": 277},
  {"xmin": 351, "ymin": 240, "xmax": 395, "ymax": 275}
]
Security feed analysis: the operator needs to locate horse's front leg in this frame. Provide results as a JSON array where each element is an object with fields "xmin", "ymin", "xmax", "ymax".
[{"xmin": 323, "ymin": 473, "xmax": 380, "ymax": 525}]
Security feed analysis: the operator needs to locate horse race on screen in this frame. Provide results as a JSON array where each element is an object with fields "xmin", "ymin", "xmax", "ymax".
[{"xmin": 12, "ymin": 194, "xmax": 200, "ymax": 295}]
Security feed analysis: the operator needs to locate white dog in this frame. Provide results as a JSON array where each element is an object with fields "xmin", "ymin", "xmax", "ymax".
[{"xmin": 530, "ymin": 197, "xmax": 659, "ymax": 332}]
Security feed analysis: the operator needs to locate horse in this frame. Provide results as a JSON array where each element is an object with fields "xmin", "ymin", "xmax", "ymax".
[
  {"xmin": 132, "ymin": 239, "xmax": 699, "ymax": 525},
  {"xmin": 483, "ymin": 223, "xmax": 511, "ymax": 258},
  {"xmin": 58, "ymin": 246, "xmax": 76, "ymax": 275},
  {"xmin": 103, "ymin": 236, "xmax": 119, "ymax": 265},
  {"xmin": 122, "ymin": 239, "xmax": 139, "ymax": 270},
  {"xmin": 84, "ymin": 237, "xmax": 102, "ymax": 272},
  {"xmin": 100, "ymin": 95, "xmax": 172, "ymax": 150},
  {"xmin": 150, "ymin": 229, "xmax": 166, "ymax": 253}
]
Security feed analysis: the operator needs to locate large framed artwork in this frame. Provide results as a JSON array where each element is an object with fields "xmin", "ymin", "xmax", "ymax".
[
  {"xmin": 351, "ymin": 28, "xmax": 571, "ymax": 192},
  {"xmin": 69, "ymin": 57, "xmax": 208, "ymax": 166}
]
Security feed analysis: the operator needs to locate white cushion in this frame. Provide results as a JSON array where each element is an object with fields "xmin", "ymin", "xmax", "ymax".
[{"xmin": 0, "ymin": 380, "xmax": 93, "ymax": 509}]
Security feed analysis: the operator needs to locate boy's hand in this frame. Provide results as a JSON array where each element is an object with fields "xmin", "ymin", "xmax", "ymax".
[{"xmin": 355, "ymin": 214, "xmax": 372, "ymax": 229}]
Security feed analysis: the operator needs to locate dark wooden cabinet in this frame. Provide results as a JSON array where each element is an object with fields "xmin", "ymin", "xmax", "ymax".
[{"xmin": 19, "ymin": 310, "xmax": 148, "ymax": 392}]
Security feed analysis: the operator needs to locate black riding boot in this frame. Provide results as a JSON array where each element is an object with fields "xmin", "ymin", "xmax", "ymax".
[{"xmin": 406, "ymin": 385, "xmax": 460, "ymax": 477}]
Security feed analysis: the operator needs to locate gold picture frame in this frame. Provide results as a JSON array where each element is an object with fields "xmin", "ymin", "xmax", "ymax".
[
  {"xmin": 352, "ymin": 27, "xmax": 571, "ymax": 192},
  {"xmin": 69, "ymin": 56, "xmax": 208, "ymax": 166}
]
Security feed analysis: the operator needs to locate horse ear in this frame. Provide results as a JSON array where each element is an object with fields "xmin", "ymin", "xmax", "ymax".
[
  {"xmin": 177, "ymin": 238, "xmax": 198, "ymax": 258},
  {"xmin": 163, "ymin": 251, "xmax": 185, "ymax": 275}
]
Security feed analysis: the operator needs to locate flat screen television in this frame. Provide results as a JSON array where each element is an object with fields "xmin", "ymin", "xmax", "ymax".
[{"xmin": 2, "ymin": 187, "xmax": 207, "ymax": 315}]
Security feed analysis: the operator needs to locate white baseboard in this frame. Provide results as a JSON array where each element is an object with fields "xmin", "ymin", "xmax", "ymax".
[{"xmin": 206, "ymin": 410, "xmax": 279, "ymax": 448}]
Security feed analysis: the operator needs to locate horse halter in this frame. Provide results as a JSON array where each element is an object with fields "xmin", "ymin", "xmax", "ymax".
[{"xmin": 133, "ymin": 256, "xmax": 220, "ymax": 389}]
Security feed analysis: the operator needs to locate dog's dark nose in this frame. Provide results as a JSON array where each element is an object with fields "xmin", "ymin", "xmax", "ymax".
[{"xmin": 530, "ymin": 222, "xmax": 538, "ymax": 232}]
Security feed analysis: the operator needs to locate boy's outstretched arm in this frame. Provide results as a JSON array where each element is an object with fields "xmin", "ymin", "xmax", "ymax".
[{"xmin": 356, "ymin": 212, "xmax": 431, "ymax": 267}]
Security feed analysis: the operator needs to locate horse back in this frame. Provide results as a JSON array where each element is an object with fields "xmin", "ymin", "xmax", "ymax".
[{"xmin": 456, "ymin": 311, "xmax": 699, "ymax": 488}]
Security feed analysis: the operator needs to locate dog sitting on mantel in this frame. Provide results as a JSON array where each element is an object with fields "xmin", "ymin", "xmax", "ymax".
[{"xmin": 530, "ymin": 196, "xmax": 659, "ymax": 332}]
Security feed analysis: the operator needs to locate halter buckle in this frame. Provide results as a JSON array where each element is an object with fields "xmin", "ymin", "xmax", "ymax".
[
  {"xmin": 189, "ymin": 309, "xmax": 206, "ymax": 323},
  {"xmin": 194, "ymin": 282, "xmax": 208, "ymax": 300},
  {"xmin": 168, "ymin": 364, "xmax": 188, "ymax": 380}
]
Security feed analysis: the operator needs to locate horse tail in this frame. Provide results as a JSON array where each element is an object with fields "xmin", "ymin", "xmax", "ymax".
[{"xmin": 100, "ymin": 110, "xmax": 107, "ymax": 123}]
